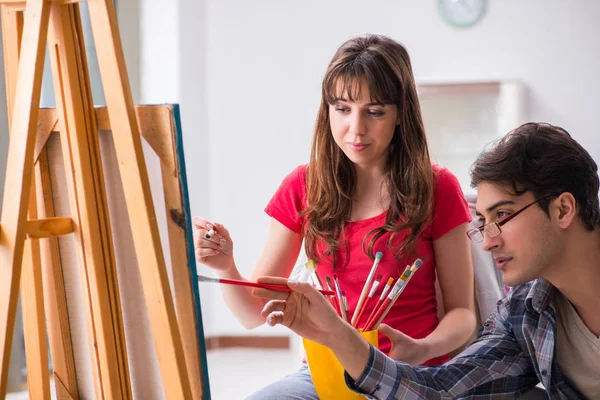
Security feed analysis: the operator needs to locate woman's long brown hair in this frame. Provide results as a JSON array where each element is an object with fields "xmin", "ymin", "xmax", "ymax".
[{"xmin": 302, "ymin": 34, "xmax": 434, "ymax": 268}]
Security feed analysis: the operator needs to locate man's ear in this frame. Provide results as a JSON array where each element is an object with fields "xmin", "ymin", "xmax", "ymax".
[{"xmin": 552, "ymin": 192, "xmax": 577, "ymax": 229}]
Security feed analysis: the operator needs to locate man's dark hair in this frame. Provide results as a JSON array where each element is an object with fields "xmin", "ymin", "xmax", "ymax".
[{"xmin": 470, "ymin": 122, "xmax": 600, "ymax": 230}]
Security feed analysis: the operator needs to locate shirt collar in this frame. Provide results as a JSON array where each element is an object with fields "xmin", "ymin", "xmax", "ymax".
[{"xmin": 525, "ymin": 279, "xmax": 556, "ymax": 314}]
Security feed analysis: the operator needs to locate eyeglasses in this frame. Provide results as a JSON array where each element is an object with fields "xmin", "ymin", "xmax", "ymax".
[{"xmin": 466, "ymin": 195, "xmax": 554, "ymax": 243}]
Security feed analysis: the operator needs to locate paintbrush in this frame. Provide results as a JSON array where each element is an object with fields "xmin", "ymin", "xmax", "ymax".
[
  {"xmin": 333, "ymin": 274, "xmax": 348, "ymax": 322},
  {"xmin": 371, "ymin": 258, "xmax": 423, "ymax": 330},
  {"xmin": 325, "ymin": 276, "xmax": 342, "ymax": 317},
  {"xmin": 362, "ymin": 277, "xmax": 394, "ymax": 331},
  {"xmin": 353, "ymin": 274, "xmax": 382, "ymax": 328},
  {"xmin": 197, "ymin": 275, "xmax": 336, "ymax": 296},
  {"xmin": 351, "ymin": 252, "xmax": 383, "ymax": 325},
  {"xmin": 305, "ymin": 260, "xmax": 324, "ymax": 290}
]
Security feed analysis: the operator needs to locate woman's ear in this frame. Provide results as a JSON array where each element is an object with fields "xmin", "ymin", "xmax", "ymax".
[{"xmin": 553, "ymin": 192, "xmax": 577, "ymax": 229}]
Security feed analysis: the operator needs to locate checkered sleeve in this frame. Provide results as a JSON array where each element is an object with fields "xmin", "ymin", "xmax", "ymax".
[{"xmin": 345, "ymin": 297, "xmax": 540, "ymax": 399}]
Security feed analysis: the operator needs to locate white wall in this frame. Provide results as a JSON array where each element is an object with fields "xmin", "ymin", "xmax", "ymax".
[
  {"xmin": 139, "ymin": 0, "xmax": 179, "ymax": 103},
  {"xmin": 118, "ymin": 0, "xmax": 141, "ymax": 104},
  {"xmin": 191, "ymin": 0, "xmax": 600, "ymax": 336},
  {"xmin": 135, "ymin": 0, "xmax": 222, "ymax": 335}
]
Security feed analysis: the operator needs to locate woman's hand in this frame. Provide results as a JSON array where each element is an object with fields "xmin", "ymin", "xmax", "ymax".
[
  {"xmin": 253, "ymin": 277, "xmax": 349, "ymax": 348},
  {"xmin": 192, "ymin": 217, "xmax": 234, "ymax": 272},
  {"xmin": 378, "ymin": 323, "xmax": 431, "ymax": 366}
]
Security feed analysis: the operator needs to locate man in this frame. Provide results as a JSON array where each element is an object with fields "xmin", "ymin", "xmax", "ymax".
[{"xmin": 254, "ymin": 122, "xmax": 600, "ymax": 399}]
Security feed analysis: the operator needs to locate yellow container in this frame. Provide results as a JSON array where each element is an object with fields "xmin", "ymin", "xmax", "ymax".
[{"xmin": 303, "ymin": 330, "xmax": 378, "ymax": 400}]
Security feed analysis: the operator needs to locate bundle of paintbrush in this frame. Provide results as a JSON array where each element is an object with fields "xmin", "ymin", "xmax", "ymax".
[{"xmin": 305, "ymin": 255, "xmax": 423, "ymax": 331}]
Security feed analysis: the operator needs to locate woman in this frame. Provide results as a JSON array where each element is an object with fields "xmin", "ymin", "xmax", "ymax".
[{"xmin": 194, "ymin": 33, "xmax": 475, "ymax": 399}]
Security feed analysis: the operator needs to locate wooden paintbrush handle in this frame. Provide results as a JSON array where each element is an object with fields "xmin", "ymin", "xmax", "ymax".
[{"xmin": 217, "ymin": 277, "xmax": 335, "ymax": 296}]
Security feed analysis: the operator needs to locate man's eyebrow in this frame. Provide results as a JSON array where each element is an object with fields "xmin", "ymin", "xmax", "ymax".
[{"xmin": 475, "ymin": 200, "xmax": 516, "ymax": 216}]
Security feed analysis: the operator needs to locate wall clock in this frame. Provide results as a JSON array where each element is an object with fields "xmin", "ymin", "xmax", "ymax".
[{"xmin": 438, "ymin": 0, "xmax": 487, "ymax": 28}]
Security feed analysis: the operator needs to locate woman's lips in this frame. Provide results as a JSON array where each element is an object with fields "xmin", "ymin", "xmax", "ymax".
[{"xmin": 348, "ymin": 143, "xmax": 370, "ymax": 152}]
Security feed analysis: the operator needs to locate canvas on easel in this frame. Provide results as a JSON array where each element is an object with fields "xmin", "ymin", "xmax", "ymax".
[{"xmin": 31, "ymin": 105, "xmax": 211, "ymax": 399}]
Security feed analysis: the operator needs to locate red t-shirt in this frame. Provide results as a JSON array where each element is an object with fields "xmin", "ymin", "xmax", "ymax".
[{"xmin": 265, "ymin": 164, "xmax": 471, "ymax": 365}]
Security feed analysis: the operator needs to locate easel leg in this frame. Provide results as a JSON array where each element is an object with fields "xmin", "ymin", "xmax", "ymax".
[
  {"xmin": 161, "ymin": 141, "xmax": 206, "ymax": 400},
  {"xmin": 21, "ymin": 179, "xmax": 51, "ymax": 400},
  {"xmin": 0, "ymin": 0, "xmax": 51, "ymax": 397},
  {"xmin": 3, "ymin": 4, "xmax": 79, "ymax": 398},
  {"xmin": 3, "ymin": 4, "xmax": 53, "ymax": 398},
  {"xmin": 36, "ymin": 147, "xmax": 79, "ymax": 400},
  {"xmin": 87, "ymin": 0, "xmax": 192, "ymax": 398},
  {"xmin": 0, "ymin": 5, "xmax": 22, "ymax": 116},
  {"xmin": 47, "ymin": 2, "xmax": 132, "ymax": 398}
]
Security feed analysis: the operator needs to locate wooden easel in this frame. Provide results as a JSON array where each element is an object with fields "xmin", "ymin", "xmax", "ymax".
[{"xmin": 0, "ymin": 0, "xmax": 200, "ymax": 398}]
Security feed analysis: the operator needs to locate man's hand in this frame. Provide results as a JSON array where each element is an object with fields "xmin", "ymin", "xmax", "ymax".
[
  {"xmin": 252, "ymin": 277, "xmax": 349, "ymax": 348},
  {"xmin": 379, "ymin": 323, "xmax": 431, "ymax": 365},
  {"xmin": 253, "ymin": 276, "xmax": 372, "ymax": 380}
]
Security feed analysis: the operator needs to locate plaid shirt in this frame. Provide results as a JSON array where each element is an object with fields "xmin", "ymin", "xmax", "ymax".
[{"xmin": 346, "ymin": 279, "xmax": 586, "ymax": 399}]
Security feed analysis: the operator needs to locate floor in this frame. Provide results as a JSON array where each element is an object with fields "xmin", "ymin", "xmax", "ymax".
[
  {"xmin": 206, "ymin": 347, "xmax": 300, "ymax": 399},
  {"xmin": 5, "ymin": 347, "xmax": 549, "ymax": 399},
  {"xmin": 6, "ymin": 391, "xmax": 29, "ymax": 400},
  {"xmin": 6, "ymin": 347, "xmax": 301, "ymax": 400}
]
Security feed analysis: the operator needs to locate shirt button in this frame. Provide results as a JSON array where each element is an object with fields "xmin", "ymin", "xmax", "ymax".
[{"xmin": 541, "ymin": 370, "xmax": 547, "ymax": 376}]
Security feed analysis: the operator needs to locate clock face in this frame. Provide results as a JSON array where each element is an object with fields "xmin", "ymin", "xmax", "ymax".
[{"xmin": 438, "ymin": 0, "xmax": 487, "ymax": 28}]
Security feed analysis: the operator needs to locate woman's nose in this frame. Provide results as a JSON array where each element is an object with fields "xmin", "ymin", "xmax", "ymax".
[{"xmin": 348, "ymin": 111, "xmax": 366, "ymax": 136}]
